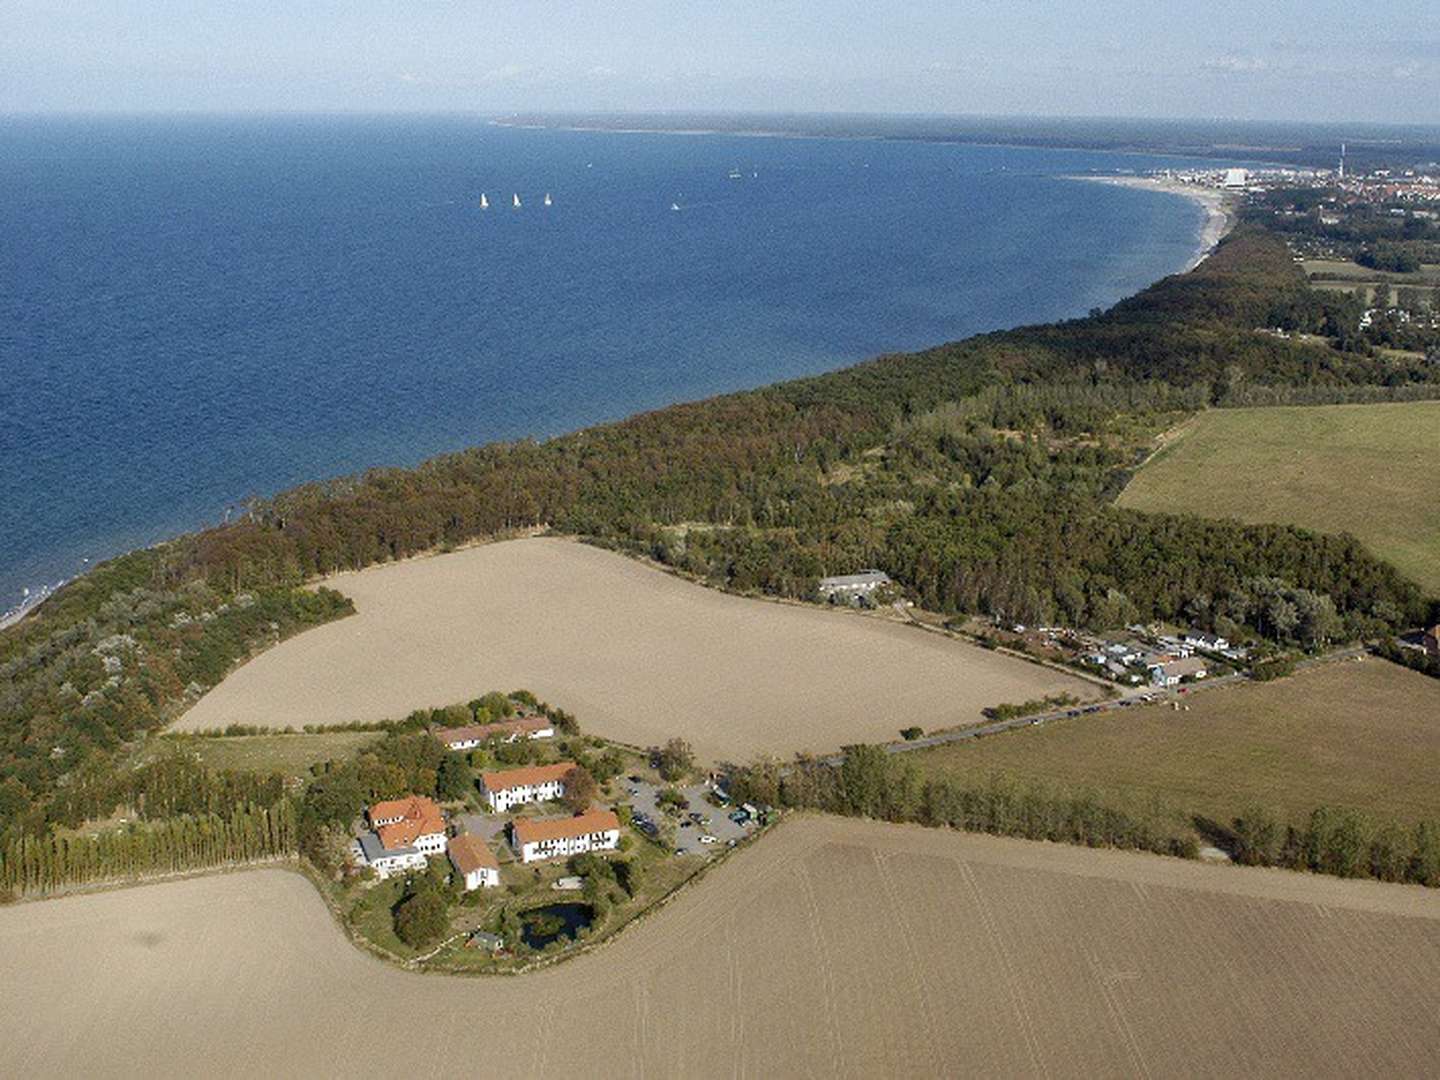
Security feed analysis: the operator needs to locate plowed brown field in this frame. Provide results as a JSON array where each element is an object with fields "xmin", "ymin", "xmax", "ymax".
[
  {"xmin": 3, "ymin": 816, "xmax": 1438, "ymax": 1078},
  {"xmin": 174, "ymin": 538, "xmax": 1095, "ymax": 761}
]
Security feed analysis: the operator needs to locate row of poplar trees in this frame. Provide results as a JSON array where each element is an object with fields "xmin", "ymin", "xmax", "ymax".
[{"xmin": 1, "ymin": 799, "xmax": 297, "ymax": 897}]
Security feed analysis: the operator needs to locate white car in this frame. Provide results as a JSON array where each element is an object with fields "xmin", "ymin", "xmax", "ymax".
[{"xmin": 699, "ymin": 834, "xmax": 718, "ymax": 845}]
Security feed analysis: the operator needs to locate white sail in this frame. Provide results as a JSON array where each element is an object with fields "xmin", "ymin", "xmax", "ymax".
[
  {"xmin": 513, "ymin": 193, "xmax": 521, "ymax": 208},
  {"xmin": 670, "ymin": 202, "xmax": 681, "ymax": 211},
  {"xmin": 543, "ymin": 192, "xmax": 552, "ymax": 207},
  {"xmin": 479, "ymin": 193, "xmax": 489, "ymax": 209}
]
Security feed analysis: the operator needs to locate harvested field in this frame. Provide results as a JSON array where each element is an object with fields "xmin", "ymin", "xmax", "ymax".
[
  {"xmin": 3, "ymin": 815, "xmax": 1439, "ymax": 1078},
  {"xmin": 912, "ymin": 658, "xmax": 1440, "ymax": 828},
  {"xmin": 1119, "ymin": 401, "xmax": 1440, "ymax": 593},
  {"xmin": 174, "ymin": 538, "xmax": 1095, "ymax": 761}
]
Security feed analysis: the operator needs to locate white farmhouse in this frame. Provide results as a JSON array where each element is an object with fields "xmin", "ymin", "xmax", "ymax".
[
  {"xmin": 355, "ymin": 795, "xmax": 448, "ymax": 879},
  {"xmin": 1183, "ymin": 631, "xmax": 1230, "ymax": 652},
  {"xmin": 512, "ymin": 809, "xmax": 622, "ymax": 864},
  {"xmin": 354, "ymin": 834, "xmax": 428, "ymax": 879},
  {"xmin": 816, "ymin": 570, "xmax": 891, "ymax": 605},
  {"xmin": 447, "ymin": 833, "xmax": 500, "ymax": 890},
  {"xmin": 479, "ymin": 763, "xmax": 576, "ymax": 813},
  {"xmin": 1148, "ymin": 656, "xmax": 1208, "ymax": 688}
]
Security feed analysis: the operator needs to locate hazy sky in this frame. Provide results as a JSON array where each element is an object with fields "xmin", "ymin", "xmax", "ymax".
[{"xmin": 3, "ymin": 1, "xmax": 1438, "ymax": 124}]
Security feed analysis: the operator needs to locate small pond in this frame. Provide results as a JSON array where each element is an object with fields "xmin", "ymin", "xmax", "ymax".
[{"xmin": 520, "ymin": 903, "xmax": 594, "ymax": 949}]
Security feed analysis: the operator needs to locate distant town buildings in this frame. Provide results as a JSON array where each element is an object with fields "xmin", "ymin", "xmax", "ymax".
[
  {"xmin": 817, "ymin": 570, "xmax": 892, "ymax": 604},
  {"xmin": 435, "ymin": 715, "xmax": 554, "ymax": 752},
  {"xmin": 447, "ymin": 833, "xmax": 500, "ymax": 890},
  {"xmin": 479, "ymin": 763, "xmax": 576, "ymax": 813},
  {"xmin": 512, "ymin": 809, "xmax": 622, "ymax": 864}
]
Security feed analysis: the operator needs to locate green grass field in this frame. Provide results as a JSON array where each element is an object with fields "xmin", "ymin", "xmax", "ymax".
[
  {"xmin": 160, "ymin": 731, "xmax": 381, "ymax": 777},
  {"xmin": 1119, "ymin": 401, "xmax": 1440, "ymax": 595},
  {"xmin": 910, "ymin": 658, "xmax": 1440, "ymax": 831}
]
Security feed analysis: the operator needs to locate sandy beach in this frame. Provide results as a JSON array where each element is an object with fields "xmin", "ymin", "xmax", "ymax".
[
  {"xmin": 1071, "ymin": 175, "xmax": 1236, "ymax": 269},
  {"xmin": 174, "ymin": 538, "xmax": 1096, "ymax": 760}
]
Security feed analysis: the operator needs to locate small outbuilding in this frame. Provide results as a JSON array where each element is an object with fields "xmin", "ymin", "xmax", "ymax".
[
  {"xmin": 817, "ymin": 570, "xmax": 892, "ymax": 605},
  {"xmin": 448, "ymin": 833, "xmax": 501, "ymax": 891}
]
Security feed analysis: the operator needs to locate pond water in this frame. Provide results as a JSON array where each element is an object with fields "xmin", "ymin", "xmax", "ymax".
[{"xmin": 520, "ymin": 903, "xmax": 594, "ymax": 949}]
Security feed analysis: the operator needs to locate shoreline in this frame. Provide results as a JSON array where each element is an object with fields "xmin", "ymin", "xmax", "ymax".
[
  {"xmin": 1, "ymin": 163, "xmax": 1231, "ymax": 627},
  {"xmin": 1067, "ymin": 174, "xmax": 1237, "ymax": 269}
]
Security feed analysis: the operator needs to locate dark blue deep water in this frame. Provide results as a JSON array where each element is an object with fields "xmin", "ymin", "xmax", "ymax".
[{"xmin": 1, "ymin": 116, "xmax": 1217, "ymax": 607}]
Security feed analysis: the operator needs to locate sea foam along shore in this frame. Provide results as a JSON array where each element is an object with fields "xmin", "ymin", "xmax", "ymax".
[{"xmin": 1069, "ymin": 175, "xmax": 1237, "ymax": 270}]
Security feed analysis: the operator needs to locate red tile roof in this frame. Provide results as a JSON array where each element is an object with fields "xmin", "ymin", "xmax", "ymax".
[
  {"xmin": 480, "ymin": 762, "xmax": 575, "ymax": 792},
  {"xmin": 447, "ymin": 833, "xmax": 499, "ymax": 874},
  {"xmin": 513, "ymin": 809, "xmax": 621, "ymax": 846},
  {"xmin": 369, "ymin": 795, "xmax": 445, "ymax": 850}
]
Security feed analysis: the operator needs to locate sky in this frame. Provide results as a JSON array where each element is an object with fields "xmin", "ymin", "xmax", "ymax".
[{"xmin": 3, "ymin": 1, "xmax": 1439, "ymax": 124}]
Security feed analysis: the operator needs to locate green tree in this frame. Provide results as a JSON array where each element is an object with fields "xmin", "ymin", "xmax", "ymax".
[
  {"xmin": 436, "ymin": 753, "xmax": 474, "ymax": 802},
  {"xmin": 394, "ymin": 885, "xmax": 450, "ymax": 948},
  {"xmin": 657, "ymin": 738, "xmax": 695, "ymax": 782},
  {"xmin": 563, "ymin": 766, "xmax": 598, "ymax": 814}
]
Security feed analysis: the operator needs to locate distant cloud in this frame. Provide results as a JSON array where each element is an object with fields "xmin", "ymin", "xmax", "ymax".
[
  {"xmin": 481, "ymin": 63, "xmax": 528, "ymax": 84},
  {"xmin": 1200, "ymin": 54, "xmax": 1269, "ymax": 74}
]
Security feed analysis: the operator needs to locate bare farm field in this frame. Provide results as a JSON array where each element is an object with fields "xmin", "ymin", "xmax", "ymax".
[
  {"xmin": 913, "ymin": 658, "xmax": 1440, "ymax": 829},
  {"xmin": 3, "ymin": 814, "xmax": 1439, "ymax": 1078},
  {"xmin": 174, "ymin": 538, "xmax": 1096, "ymax": 762},
  {"xmin": 1119, "ymin": 401, "xmax": 1440, "ymax": 594}
]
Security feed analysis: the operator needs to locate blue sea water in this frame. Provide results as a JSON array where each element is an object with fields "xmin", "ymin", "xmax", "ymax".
[{"xmin": 0, "ymin": 116, "xmax": 1221, "ymax": 607}]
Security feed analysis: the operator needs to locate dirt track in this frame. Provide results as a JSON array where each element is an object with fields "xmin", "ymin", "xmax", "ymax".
[
  {"xmin": 3, "ymin": 815, "xmax": 1438, "ymax": 1078},
  {"xmin": 175, "ymin": 538, "xmax": 1094, "ymax": 761}
]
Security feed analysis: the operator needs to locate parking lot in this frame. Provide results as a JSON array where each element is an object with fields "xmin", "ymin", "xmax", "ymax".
[{"xmin": 622, "ymin": 777, "xmax": 759, "ymax": 857}]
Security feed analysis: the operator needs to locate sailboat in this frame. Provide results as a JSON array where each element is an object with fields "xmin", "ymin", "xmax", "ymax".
[
  {"xmin": 513, "ymin": 193, "xmax": 522, "ymax": 208},
  {"xmin": 543, "ymin": 192, "xmax": 553, "ymax": 207},
  {"xmin": 670, "ymin": 201, "xmax": 681, "ymax": 212},
  {"xmin": 479, "ymin": 193, "xmax": 489, "ymax": 209}
]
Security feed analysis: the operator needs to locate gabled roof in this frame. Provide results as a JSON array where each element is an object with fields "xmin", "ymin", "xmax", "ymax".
[
  {"xmin": 447, "ymin": 833, "xmax": 499, "ymax": 874},
  {"xmin": 513, "ymin": 809, "xmax": 621, "ymax": 846},
  {"xmin": 481, "ymin": 762, "xmax": 575, "ymax": 792},
  {"xmin": 369, "ymin": 795, "xmax": 445, "ymax": 850}
]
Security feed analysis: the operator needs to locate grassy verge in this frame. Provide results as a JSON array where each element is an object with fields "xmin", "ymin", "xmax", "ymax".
[{"xmin": 908, "ymin": 658, "xmax": 1440, "ymax": 830}]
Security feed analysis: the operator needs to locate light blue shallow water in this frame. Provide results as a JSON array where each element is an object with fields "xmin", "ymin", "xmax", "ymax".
[{"xmin": 0, "ymin": 116, "xmax": 1218, "ymax": 606}]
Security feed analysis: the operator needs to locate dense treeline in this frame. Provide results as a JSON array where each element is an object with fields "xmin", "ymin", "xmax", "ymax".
[
  {"xmin": 731, "ymin": 746, "xmax": 1197, "ymax": 859},
  {"xmin": 729, "ymin": 745, "xmax": 1440, "ymax": 888},
  {"xmin": 0, "ymin": 798, "xmax": 297, "ymax": 898},
  {"xmin": 0, "ymin": 568, "xmax": 348, "ymax": 836},
  {"xmin": 4, "ymin": 225, "xmax": 1440, "ymax": 840},
  {"xmin": 1231, "ymin": 804, "xmax": 1440, "ymax": 886}
]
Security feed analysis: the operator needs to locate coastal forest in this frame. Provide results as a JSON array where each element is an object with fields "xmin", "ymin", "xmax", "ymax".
[{"xmin": 3, "ymin": 221, "xmax": 1439, "ymax": 857}]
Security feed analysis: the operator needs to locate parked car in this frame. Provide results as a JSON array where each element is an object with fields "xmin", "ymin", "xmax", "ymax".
[{"xmin": 699, "ymin": 835, "xmax": 717, "ymax": 845}]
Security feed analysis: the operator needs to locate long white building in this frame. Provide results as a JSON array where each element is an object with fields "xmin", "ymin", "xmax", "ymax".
[
  {"xmin": 478, "ymin": 763, "xmax": 576, "ymax": 813},
  {"xmin": 512, "ymin": 809, "xmax": 622, "ymax": 864}
]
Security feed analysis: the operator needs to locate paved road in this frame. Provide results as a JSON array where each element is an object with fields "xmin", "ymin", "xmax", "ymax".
[{"xmin": 817, "ymin": 643, "xmax": 1369, "ymax": 766}]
